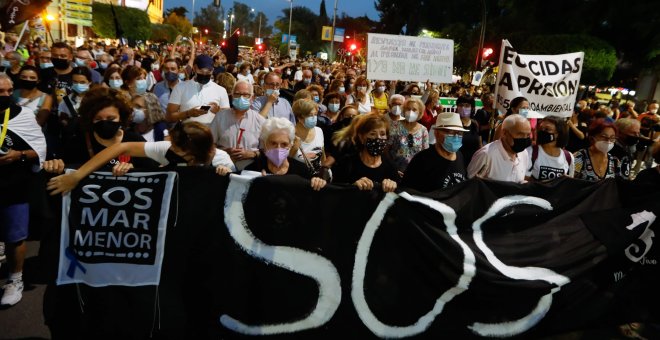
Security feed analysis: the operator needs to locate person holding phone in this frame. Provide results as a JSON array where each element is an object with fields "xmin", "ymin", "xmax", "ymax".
[{"xmin": 166, "ymin": 55, "xmax": 230, "ymax": 125}]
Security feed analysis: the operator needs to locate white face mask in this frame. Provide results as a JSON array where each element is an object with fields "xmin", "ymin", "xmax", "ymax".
[
  {"xmin": 391, "ymin": 105, "xmax": 402, "ymax": 116},
  {"xmin": 651, "ymin": 108, "xmax": 658, "ymax": 114},
  {"xmin": 595, "ymin": 140, "xmax": 614, "ymax": 154},
  {"xmin": 405, "ymin": 110, "xmax": 418, "ymax": 123}
]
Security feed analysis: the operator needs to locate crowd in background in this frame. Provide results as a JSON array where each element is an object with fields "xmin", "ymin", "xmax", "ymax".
[{"xmin": 0, "ymin": 35, "xmax": 659, "ymax": 314}]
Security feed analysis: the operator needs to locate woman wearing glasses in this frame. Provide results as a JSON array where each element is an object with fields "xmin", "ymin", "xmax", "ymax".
[
  {"xmin": 387, "ymin": 97, "xmax": 429, "ymax": 173},
  {"xmin": 573, "ymin": 119, "xmax": 621, "ymax": 181}
]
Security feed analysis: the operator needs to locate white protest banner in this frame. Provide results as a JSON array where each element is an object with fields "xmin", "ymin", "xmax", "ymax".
[
  {"xmin": 57, "ymin": 171, "xmax": 176, "ymax": 287},
  {"xmin": 494, "ymin": 39, "xmax": 584, "ymax": 118},
  {"xmin": 367, "ymin": 33, "xmax": 453, "ymax": 83}
]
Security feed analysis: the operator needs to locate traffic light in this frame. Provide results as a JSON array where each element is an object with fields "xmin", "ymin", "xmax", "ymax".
[
  {"xmin": 256, "ymin": 44, "xmax": 263, "ymax": 51},
  {"xmin": 350, "ymin": 43, "xmax": 357, "ymax": 51},
  {"xmin": 482, "ymin": 47, "xmax": 493, "ymax": 60},
  {"xmin": 204, "ymin": 28, "xmax": 209, "ymax": 34}
]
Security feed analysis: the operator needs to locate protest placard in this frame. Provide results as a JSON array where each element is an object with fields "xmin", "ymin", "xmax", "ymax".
[
  {"xmin": 494, "ymin": 39, "xmax": 584, "ymax": 118},
  {"xmin": 367, "ymin": 33, "xmax": 454, "ymax": 83},
  {"xmin": 57, "ymin": 171, "xmax": 176, "ymax": 287}
]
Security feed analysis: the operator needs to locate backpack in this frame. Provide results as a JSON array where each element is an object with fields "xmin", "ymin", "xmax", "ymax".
[{"xmin": 528, "ymin": 145, "xmax": 572, "ymax": 173}]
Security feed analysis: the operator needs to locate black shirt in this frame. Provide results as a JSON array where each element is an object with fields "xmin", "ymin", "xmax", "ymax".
[
  {"xmin": 402, "ymin": 146, "xmax": 467, "ymax": 192},
  {"xmin": 473, "ymin": 108, "xmax": 494, "ymax": 141},
  {"xmin": 610, "ymin": 142, "xmax": 633, "ymax": 180},
  {"xmin": 332, "ymin": 152, "xmax": 400, "ymax": 185},
  {"xmin": 38, "ymin": 68, "xmax": 73, "ymax": 106},
  {"xmin": 245, "ymin": 154, "xmax": 312, "ymax": 178},
  {"xmin": 0, "ymin": 105, "xmax": 38, "ymax": 204},
  {"xmin": 634, "ymin": 167, "xmax": 660, "ymax": 186},
  {"xmin": 460, "ymin": 120, "xmax": 481, "ymax": 167}
]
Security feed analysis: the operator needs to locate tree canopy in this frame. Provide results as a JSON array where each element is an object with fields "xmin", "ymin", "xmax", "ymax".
[
  {"xmin": 375, "ymin": 0, "xmax": 660, "ymax": 84},
  {"xmin": 91, "ymin": 3, "xmax": 151, "ymax": 42}
]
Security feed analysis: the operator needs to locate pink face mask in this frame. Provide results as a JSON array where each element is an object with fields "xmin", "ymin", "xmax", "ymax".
[{"xmin": 265, "ymin": 148, "xmax": 288, "ymax": 167}]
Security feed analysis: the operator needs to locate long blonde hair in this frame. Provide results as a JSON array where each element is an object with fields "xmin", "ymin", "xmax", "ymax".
[{"xmin": 332, "ymin": 113, "xmax": 390, "ymax": 150}]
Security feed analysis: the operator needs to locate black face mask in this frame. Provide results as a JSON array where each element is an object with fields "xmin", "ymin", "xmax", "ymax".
[
  {"xmin": 365, "ymin": 137, "xmax": 387, "ymax": 156},
  {"xmin": 196, "ymin": 74, "xmax": 211, "ymax": 85},
  {"xmin": 52, "ymin": 57, "xmax": 70, "ymax": 70},
  {"xmin": 624, "ymin": 135, "xmax": 639, "ymax": 146},
  {"xmin": 511, "ymin": 137, "xmax": 531, "ymax": 153},
  {"xmin": 0, "ymin": 95, "xmax": 11, "ymax": 111},
  {"xmin": 93, "ymin": 120, "xmax": 121, "ymax": 139},
  {"xmin": 17, "ymin": 79, "xmax": 38, "ymax": 91},
  {"xmin": 536, "ymin": 130, "xmax": 556, "ymax": 145}
]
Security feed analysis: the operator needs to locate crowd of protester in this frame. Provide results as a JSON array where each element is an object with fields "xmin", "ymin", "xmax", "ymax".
[{"xmin": 0, "ymin": 35, "xmax": 659, "ymax": 319}]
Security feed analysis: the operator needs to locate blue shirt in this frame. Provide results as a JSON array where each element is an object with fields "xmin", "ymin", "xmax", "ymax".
[{"xmin": 250, "ymin": 96, "xmax": 296, "ymax": 124}]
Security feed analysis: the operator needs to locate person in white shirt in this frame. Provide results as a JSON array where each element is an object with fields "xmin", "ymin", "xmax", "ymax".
[
  {"xmin": 467, "ymin": 114, "xmax": 531, "ymax": 183},
  {"xmin": 525, "ymin": 115, "xmax": 575, "ymax": 181},
  {"xmin": 236, "ymin": 63, "xmax": 254, "ymax": 85},
  {"xmin": 166, "ymin": 54, "xmax": 230, "ymax": 125}
]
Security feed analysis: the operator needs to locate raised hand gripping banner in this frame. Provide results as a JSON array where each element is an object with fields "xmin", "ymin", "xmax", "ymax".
[{"xmin": 56, "ymin": 171, "xmax": 176, "ymax": 287}]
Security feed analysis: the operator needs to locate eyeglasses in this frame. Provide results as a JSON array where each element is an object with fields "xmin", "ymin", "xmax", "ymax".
[
  {"xmin": 233, "ymin": 93, "xmax": 251, "ymax": 99},
  {"xmin": 596, "ymin": 134, "xmax": 616, "ymax": 142}
]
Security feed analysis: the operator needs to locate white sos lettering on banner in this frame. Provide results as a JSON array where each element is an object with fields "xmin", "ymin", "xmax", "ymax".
[{"xmin": 220, "ymin": 174, "xmax": 640, "ymax": 338}]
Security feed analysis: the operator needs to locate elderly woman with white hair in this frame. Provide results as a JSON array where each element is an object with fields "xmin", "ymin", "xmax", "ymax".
[
  {"xmin": 386, "ymin": 94, "xmax": 406, "ymax": 123},
  {"xmin": 209, "ymin": 79, "xmax": 265, "ymax": 170},
  {"xmin": 245, "ymin": 117, "xmax": 327, "ymax": 191}
]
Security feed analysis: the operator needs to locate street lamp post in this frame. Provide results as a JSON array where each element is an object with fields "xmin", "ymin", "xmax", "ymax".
[
  {"xmin": 474, "ymin": 0, "xmax": 487, "ymax": 70},
  {"xmin": 287, "ymin": 0, "xmax": 293, "ymax": 56},
  {"xmin": 330, "ymin": 0, "xmax": 338, "ymax": 62},
  {"xmin": 229, "ymin": 13, "xmax": 235, "ymax": 36}
]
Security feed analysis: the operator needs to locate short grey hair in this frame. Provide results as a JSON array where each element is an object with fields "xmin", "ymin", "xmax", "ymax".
[
  {"xmin": 232, "ymin": 79, "xmax": 253, "ymax": 96},
  {"xmin": 615, "ymin": 117, "xmax": 640, "ymax": 133},
  {"xmin": 502, "ymin": 113, "xmax": 529, "ymax": 132},
  {"xmin": 0, "ymin": 73, "xmax": 13, "ymax": 85},
  {"xmin": 260, "ymin": 117, "xmax": 295, "ymax": 144},
  {"xmin": 389, "ymin": 94, "xmax": 405, "ymax": 105}
]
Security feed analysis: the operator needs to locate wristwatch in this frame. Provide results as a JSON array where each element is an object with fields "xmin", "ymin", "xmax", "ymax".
[{"xmin": 19, "ymin": 150, "xmax": 27, "ymax": 162}]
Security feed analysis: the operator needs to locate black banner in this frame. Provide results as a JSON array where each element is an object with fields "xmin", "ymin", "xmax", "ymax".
[
  {"xmin": 0, "ymin": 0, "xmax": 51, "ymax": 32},
  {"xmin": 42, "ymin": 168, "xmax": 660, "ymax": 339}
]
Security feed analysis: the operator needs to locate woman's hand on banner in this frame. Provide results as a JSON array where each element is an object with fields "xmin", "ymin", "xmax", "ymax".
[
  {"xmin": 42, "ymin": 159, "xmax": 66, "ymax": 174},
  {"xmin": 47, "ymin": 172, "xmax": 82, "ymax": 196},
  {"xmin": 112, "ymin": 162, "xmax": 133, "ymax": 177}
]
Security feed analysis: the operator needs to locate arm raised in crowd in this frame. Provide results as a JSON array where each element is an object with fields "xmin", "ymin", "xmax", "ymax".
[{"xmin": 47, "ymin": 142, "xmax": 145, "ymax": 195}]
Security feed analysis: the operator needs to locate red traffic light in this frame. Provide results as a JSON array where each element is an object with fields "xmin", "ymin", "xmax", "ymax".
[
  {"xmin": 256, "ymin": 44, "xmax": 263, "ymax": 51},
  {"xmin": 236, "ymin": 30, "xmax": 240, "ymax": 35},
  {"xmin": 204, "ymin": 28, "xmax": 209, "ymax": 34},
  {"xmin": 221, "ymin": 41, "xmax": 226, "ymax": 47},
  {"xmin": 482, "ymin": 47, "xmax": 494, "ymax": 59},
  {"xmin": 350, "ymin": 43, "xmax": 357, "ymax": 51}
]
